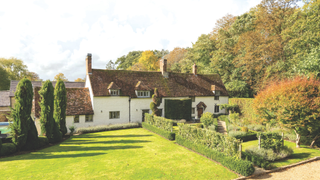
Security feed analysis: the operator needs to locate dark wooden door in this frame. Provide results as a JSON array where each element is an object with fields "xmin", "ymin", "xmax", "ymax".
[
  {"xmin": 198, "ymin": 108, "xmax": 203, "ymax": 118},
  {"xmin": 142, "ymin": 110, "xmax": 149, "ymax": 122}
]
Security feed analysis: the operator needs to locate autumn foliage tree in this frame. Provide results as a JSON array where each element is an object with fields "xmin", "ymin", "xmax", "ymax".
[
  {"xmin": 253, "ymin": 76, "xmax": 320, "ymax": 148},
  {"xmin": 133, "ymin": 50, "xmax": 159, "ymax": 71},
  {"xmin": 54, "ymin": 73, "xmax": 68, "ymax": 82}
]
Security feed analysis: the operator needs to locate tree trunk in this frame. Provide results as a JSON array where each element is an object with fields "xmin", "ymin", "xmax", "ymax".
[
  {"xmin": 294, "ymin": 130, "xmax": 301, "ymax": 148},
  {"xmin": 310, "ymin": 135, "xmax": 320, "ymax": 148}
]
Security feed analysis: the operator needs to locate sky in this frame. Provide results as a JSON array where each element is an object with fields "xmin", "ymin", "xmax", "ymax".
[{"xmin": 0, "ymin": 0, "xmax": 263, "ymax": 81}]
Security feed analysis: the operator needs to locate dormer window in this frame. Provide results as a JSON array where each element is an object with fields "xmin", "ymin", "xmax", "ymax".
[
  {"xmin": 215, "ymin": 91, "xmax": 221, "ymax": 96},
  {"xmin": 109, "ymin": 89, "xmax": 120, "ymax": 96},
  {"xmin": 136, "ymin": 91, "xmax": 150, "ymax": 98}
]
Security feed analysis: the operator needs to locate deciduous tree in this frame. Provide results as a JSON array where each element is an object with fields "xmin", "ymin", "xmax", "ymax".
[
  {"xmin": 137, "ymin": 50, "xmax": 159, "ymax": 71},
  {"xmin": 74, "ymin": 78, "xmax": 85, "ymax": 82},
  {"xmin": 0, "ymin": 57, "xmax": 30, "ymax": 80},
  {"xmin": 54, "ymin": 73, "xmax": 68, "ymax": 82},
  {"xmin": 0, "ymin": 66, "xmax": 10, "ymax": 90},
  {"xmin": 253, "ymin": 76, "xmax": 320, "ymax": 148}
]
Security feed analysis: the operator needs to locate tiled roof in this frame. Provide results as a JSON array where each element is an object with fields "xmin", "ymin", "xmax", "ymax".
[
  {"xmin": 89, "ymin": 69, "xmax": 228, "ymax": 98},
  {"xmin": 66, "ymin": 88, "xmax": 94, "ymax": 116},
  {"xmin": 107, "ymin": 82, "xmax": 120, "ymax": 89},
  {"xmin": 0, "ymin": 91, "xmax": 10, "ymax": 107},
  {"xmin": 9, "ymin": 80, "xmax": 85, "ymax": 97}
]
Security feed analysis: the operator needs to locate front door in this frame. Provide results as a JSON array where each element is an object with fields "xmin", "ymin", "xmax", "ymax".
[
  {"xmin": 142, "ymin": 110, "xmax": 149, "ymax": 122},
  {"xmin": 198, "ymin": 108, "xmax": 203, "ymax": 118}
]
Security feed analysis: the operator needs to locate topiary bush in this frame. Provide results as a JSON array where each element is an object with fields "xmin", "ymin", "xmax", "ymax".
[
  {"xmin": 150, "ymin": 88, "xmax": 162, "ymax": 116},
  {"xmin": 229, "ymin": 131, "xmax": 258, "ymax": 142},
  {"xmin": 258, "ymin": 132, "xmax": 283, "ymax": 153},
  {"xmin": 200, "ymin": 112, "xmax": 214, "ymax": 128}
]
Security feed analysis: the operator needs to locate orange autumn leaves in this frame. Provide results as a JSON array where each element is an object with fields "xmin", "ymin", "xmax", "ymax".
[{"xmin": 253, "ymin": 76, "xmax": 320, "ymax": 130}]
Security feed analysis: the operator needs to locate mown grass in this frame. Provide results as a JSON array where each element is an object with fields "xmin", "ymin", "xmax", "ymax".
[
  {"xmin": 242, "ymin": 140, "xmax": 320, "ymax": 168},
  {"xmin": 0, "ymin": 128, "xmax": 238, "ymax": 180}
]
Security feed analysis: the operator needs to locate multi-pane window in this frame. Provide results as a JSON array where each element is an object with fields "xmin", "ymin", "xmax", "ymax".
[
  {"xmin": 85, "ymin": 115, "xmax": 93, "ymax": 122},
  {"xmin": 109, "ymin": 111, "xmax": 120, "ymax": 119},
  {"xmin": 214, "ymin": 96, "xmax": 219, "ymax": 100},
  {"xmin": 74, "ymin": 115, "xmax": 79, "ymax": 123},
  {"xmin": 215, "ymin": 91, "xmax": 221, "ymax": 96},
  {"xmin": 137, "ymin": 91, "xmax": 150, "ymax": 97},
  {"xmin": 110, "ymin": 89, "xmax": 119, "ymax": 95},
  {"xmin": 192, "ymin": 108, "xmax": 195, "ymax": 114},
  {"xmin": 214, "ymin": 105, "xmax": 220, "ymax": 113}
]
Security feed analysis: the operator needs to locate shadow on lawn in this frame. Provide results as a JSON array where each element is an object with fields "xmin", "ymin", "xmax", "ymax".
[
  {"xmin": 74, "ymin": 134, "xmax": 153, "ymax": 138},
  {"xmin": 289, "ymin": 152, "xmax": 311, "ymax": 159},
  {"xmin": 63, "ymin": 140, "xmax": 152, "ymax": 144},
  {"xmin": 0, "ymin": 145, "xmax": 144, "ymax": 162}
]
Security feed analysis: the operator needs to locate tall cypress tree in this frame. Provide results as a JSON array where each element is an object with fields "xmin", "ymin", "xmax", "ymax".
[
  {"xmin": 54, "ymin": 80, "xmax": 67, "ymax": 135},
  {"xmin": 39, "ymin": 80, "xmax": 54, "ymax": 142},
  {"xmin": 9, "ymin": 78, "xmax": 33, "ymax": 150}
]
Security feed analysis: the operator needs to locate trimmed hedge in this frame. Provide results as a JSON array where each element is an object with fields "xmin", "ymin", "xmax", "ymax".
[
  {"xmin": 242, "ymin": 151, "xmax": 271, "ymax": 169},
  {"xmin": 0, "ymin": 143, "xmax": 16, "ymax": 156},
  {"xmin": 164, "ymin": 98, "xmax": 192, "ymax": 120},
  {"xmin": 77, "ymin": 123, "xmax": 141, "ymax": 134},
  {"xmin": 176, "ymin": 135, "xmax": 255, "ymax": 176},
  {"xmin": 231, "ymin": 132, "xmax": 258, "ymax": 142},
  {"xmin": 142, "ymin": 122, "xmax": 175, "ymax": 140},
  {"xmin": 229, "ymin": 98, "xmax": 258, "ymax": 123},
  {"xmin": 145, "ymin": 114, "xmax": 173, "ymax": 132}
]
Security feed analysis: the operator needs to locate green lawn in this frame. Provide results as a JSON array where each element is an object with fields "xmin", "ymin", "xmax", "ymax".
[
  {"xmin": 0, "ymin": 128, "xmax": 238, "ymax": 180},
  {"xmin": 242, "ymin": 140, "xmax": 320, "ymax": 168}
]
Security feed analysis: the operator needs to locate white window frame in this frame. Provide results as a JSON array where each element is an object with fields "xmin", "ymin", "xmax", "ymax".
[
  {"xmin": 214, "ymin": 105, "xmax": 220, "ymax": 113},
  {"xmin": 85, "ymin": 115, "xmax": 93, "ymax": 122},
  {"xmin": 109, "ymin": 89, "xmax": 120, "ymax": 96},
  {"xmin": 74, "ymin": 115, "xmax": 79, "ymax": 123},
  {"xmin": 109, "ymin": 111, "xmax": 120, "ymax": 119},
  {"xmin": 136, "ymin": 90, "xmax": 150, "ymax": 98},
  {"xmin": 192, "ymin": 108, "xmax": 195, "ymax": 114}
]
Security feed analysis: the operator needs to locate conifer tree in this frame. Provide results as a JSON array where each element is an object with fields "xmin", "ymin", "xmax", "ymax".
[
  {"xmin": 54, "ymin": 80, "xmax": 67, "ymax": 135},
  {"xmin": 9, "ymin": 78, "xmax": 33, "ymax": 149},
  {"xmin": 39, "ymin": 80, "xmax": 54, "ymax": 142}
]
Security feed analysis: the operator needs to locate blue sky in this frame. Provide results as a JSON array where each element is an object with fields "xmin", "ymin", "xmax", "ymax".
[{"xmin": 0, "ymin": 0, "xmax": 264, "ymax": 81}]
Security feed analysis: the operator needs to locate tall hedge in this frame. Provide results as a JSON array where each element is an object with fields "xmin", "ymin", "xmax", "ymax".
[
  {"xmin": 39, "ymin": 80, "xmax": 55, "ymax": 142},
  {"xmin": 229, "ymin": 98, "xmax": 257, "ymax": 123},
  {"xmin": 164, "ymin": 98, "xmax": 191, "ymax": 120},
  {"xmin": 54, "ymin": 80, "xmax": 67, "ymax": 135},
  {"xmin": 9, "ymin": 78, "xmax": 33, "ymax": 149}
]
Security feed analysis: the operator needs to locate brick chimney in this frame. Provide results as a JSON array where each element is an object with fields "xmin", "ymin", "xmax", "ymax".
[
  {"xmin": 193, "ymin": 63, "xmax": 197, "ymax": 75},
  {"xmin": 160, "ymin": 59, "xmax": 169, "ymax": 78},
  {"xmin": 86, "ymin": 53, "xmax": 92, "ymax": 75}
]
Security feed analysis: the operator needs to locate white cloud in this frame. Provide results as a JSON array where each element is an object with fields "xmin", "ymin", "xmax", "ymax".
[{"xmin": 0, "ymin": 0, "xmax": 262, "ymax": 81}]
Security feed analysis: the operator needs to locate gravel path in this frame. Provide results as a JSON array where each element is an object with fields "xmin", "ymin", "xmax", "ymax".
[{"xmin": 246, "ymin": 159, "xmax": 320, "ymax": 180}]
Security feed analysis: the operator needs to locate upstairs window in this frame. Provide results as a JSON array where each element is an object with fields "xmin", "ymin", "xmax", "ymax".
[
  {"xmin": 214, "ymin": 96, "xmax": 219, "ymax": 100},
  {"xmin": 215, "ymin": 91, "xmax": 221, "ymax": 96},
  {"xmin": 110, "ymin": 89, "xmax": 120, "ymax": 96},
  {"xmin": 136, "ymin": 91, "xmax": 150, "ymax": 98}
]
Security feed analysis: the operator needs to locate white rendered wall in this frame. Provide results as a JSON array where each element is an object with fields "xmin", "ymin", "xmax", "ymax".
[
  {"xmin": 93, "ymin": 96, "xmax": 130, "ymax": 125},
  {"xmin": 66, "ymin": 115, "xmax": 88, "ymax": 132},
  {"xmin": 192, "ymin": 96, "xmax": 228, "ymax": 117}
]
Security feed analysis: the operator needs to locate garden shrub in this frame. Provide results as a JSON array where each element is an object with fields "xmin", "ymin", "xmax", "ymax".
[
  {"xmin": 242, "ymin": 151, "xmax": 271, "ymax": 169},
  {"xmin": 200, "ymin": 112, "xmax": 214, "ymax": 128},
  {"xmin": 229, "ymin": 131, "xmax": 258, "ymax": 142},
  {"xmin": 208, "ymin": 125, "xmax": 216, "ymax": 131},
  {"xmin": 229, "ymin": 113, "xmax": 240, "ymax": 124},
  {"xmin": 176, "ymin": 135, "xmax": 254, "ymax": 176},
  {"xmin": 52, "ymin": 122, "xmax": 62, "ymax": 143},
  {"xmin": 218, "ymin": 115, "xmax": 228, "ymax": 122},
  {"xmin": 150, "ymin": 88, "xmax": 162, "ymax": 116},
  {"xmin": 164, "ymin": 98, "xmax": 192, "ymax": 120},
  {"xmin": 69, "ymin": 125, "xmax": 76, "ymax": 135},
  {"xmin": 228, "ymin": 124, "xmax": 240, "ymax": 132},
  {"xmin": 229, "ymin": 98, "xmax": 258, "ymax": 123},
  {"xmin": 0, "ymin": 143, "xmax": 16, "ymax": 156},
  {"xmin": 258, "ymin": 132, "xmax": 283, "ymax": 153},
  {"xmin": 142, "ymin": 122, "xmax": 175, "ymax": 140},
  {"xmin": 77, "ymin": 123, "xmax": 141, "ymax": 134},
  {"xmin": 245, "ymin": 146, "xmax": 293, "ymax": 161},
  {"xmin": 196, "ymin": 123, "xmax": 203, "ymax": 128},
  {"xmin": 38, "ymin": 136, "xmax": 49, "ymax": 148},
  {"xmin": 0, "ymin": 137, "xmax": 2, "ymax": 152},
  {"xmin": 241, "ymin": 127, "xmax": 248, "ymax": 132},
  {"xmin": 213, "ymin": 113, "xmax": 226, "ymax": 118},
  {"xmin": 247, "ymin": 124, "xmax": 265, "ymax": 132},
  {"xmin": 178, "ymin": 123, "xmax": 240, "ymax": 157}
]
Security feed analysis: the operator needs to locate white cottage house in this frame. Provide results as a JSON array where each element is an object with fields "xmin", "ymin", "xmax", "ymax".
[{"xmin": 64, "ymin": 53, "xmax": 229, "ymax": 130}]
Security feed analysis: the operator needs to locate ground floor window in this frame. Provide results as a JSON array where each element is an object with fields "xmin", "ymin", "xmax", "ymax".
[
  {"xmin": 192, "ymin": 108, "xmax": 195, "ymax": 114},
  {"xmin": 109, "ymin": 111, "xmax": 120, "ymax": 119},
  {"xmin": 74, "ymin": 115, "xmax": 79, "ymax": 123},
  {"xmin": 214, "ymin": 105, "xmax": 220, "ymax": 113},
  {"xmin": 85, "ymin": 115, "xmax": 93, "ymax": 122}
]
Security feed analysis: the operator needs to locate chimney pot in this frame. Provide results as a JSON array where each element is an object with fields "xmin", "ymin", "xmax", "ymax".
[
  {"xmin": 86, "ymin": 53, "xmax": 92, "ymax": 75},
  {"xmin": 193, "ymin": 63, "xmax": 197, "ymax": 75}
]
